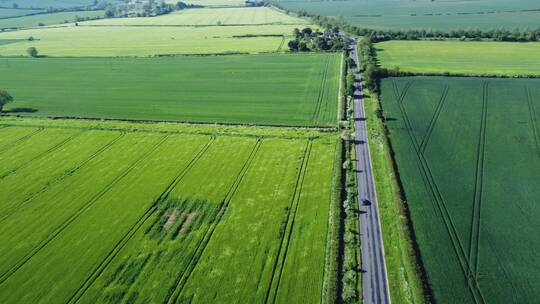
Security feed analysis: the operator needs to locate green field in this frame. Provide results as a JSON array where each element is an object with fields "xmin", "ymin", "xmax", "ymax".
[
  {"xmin": 380, "ymin": 76, "xmax": 540, "ymax": 303},
  {"xmin": 377, "ymin": 40, "xmax": 540, "ymax": 76},
  {"xmin": 165, "ymin": 0, "xmax": 245, "ymax": 7},
  {"xmin": 85, "ymin": 7, "xmax": 306, "ymax": 26},
  {"xmin": 0, "ymin": 117, "xmax": 338, "ymax": 304},
  {"xmin": 0, "ymin": 23, "xmax": 300, "ymax": 55},
  {"xmin": 0, "ymin": 6, "xmax": 310, "ymax": 56},
  {"xmin": 0, "ymin": 10, "xmax": 104, "ymax": 29},
  {"xmin": 274, "ymin": 0, "xmax": 540, "ymax": 30},
  {"xmin": 0, "ymin": 0, "xmax": 108, "ymax": 9},
  {"xmin": 0, "ymin": 54, "xmax": 340, "ymax": 126},
  {"xmin": 0, "ymin": 7, "xmax": 42, "ymax": 18}
]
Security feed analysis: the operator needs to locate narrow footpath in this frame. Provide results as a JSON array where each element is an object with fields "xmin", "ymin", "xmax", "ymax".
[{"xmin": 349, "ymin": 38, "xmax": 391, "ymax": 304}]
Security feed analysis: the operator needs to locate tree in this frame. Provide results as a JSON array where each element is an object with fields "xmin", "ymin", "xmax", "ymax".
[
  {"xmin": 27, "ymin": 47, "xmax": 38, "ymax": 58},
  {"xmin": 0, "ymin": 90, "xmax": 13, "ymax": 113},
  {"xmin": 287, "ymin": 39, "xmax": 299, "ymax": 51}
]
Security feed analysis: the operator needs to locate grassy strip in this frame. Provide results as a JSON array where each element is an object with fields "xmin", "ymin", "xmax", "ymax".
[
  {"xmin": 362, "ymin": 88, "xmax": 427, "ymax": 304},
  {"xmin": 0, "ymin": 116, "xmax": 337, "ymax": 140},
  {"xmin": 322, "ymin": 138, "xmax": 343, "ymax": 304}
]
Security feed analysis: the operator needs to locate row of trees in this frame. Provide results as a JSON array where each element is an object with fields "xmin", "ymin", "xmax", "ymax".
[
  {"xmin": 287, "ymin": 7, "xmax": 540, "ymax": 42},
  {"xmin": 288, "ymin": 27, "xmax": 347, "ymax": 52},
  {"xmin": 357, "ymin": 38, "xmax": 378, "ymax": 92}
]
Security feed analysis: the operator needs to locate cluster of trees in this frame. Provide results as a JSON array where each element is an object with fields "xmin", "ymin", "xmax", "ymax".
[
  {"xmin": 281, "ymin": 6, "xmax": 540, "ymax": 42},
  {"xmin": 105, "ymin": 0, "xmax": 196, "ymax": 18},
  {"xmin": 288, "ymin": 27, "xmax": 346, "ymax": 52},
  {"xmin": 0, "ymin": 90, "xmax": 13, "ymax": 113}
]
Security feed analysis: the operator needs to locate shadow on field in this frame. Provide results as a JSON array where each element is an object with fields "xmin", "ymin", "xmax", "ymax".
[{"xmin": 4, "ymin": 107, "xmax": 38, "ymax": 113}]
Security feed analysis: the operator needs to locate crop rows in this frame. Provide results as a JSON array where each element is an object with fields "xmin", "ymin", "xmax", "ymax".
[
  {"xmin": 0, "ymin": 54, "xmax": 340, "ymax": 127},
  {"xmin": 0, "ymin": 124, "xmax": 338, "ymax": 304},
  {"xmin": 381, "ymin": 76, "xmax": 540, "ymax": 304}
]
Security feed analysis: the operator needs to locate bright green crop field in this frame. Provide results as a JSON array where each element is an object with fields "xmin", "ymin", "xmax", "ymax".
[
  {"xmin": 377, "ymin": 40, "xmax": 540, "ymax": 76},
  {"xmin": 0, "ymin": 10, "xmax": 104, "ymax": 29},
  {"xmin": 273, "ymin": 0, "xmax": 540, "ymax": 30},
  {"xmin": 381, "ymin": 76, "xmax": 540, "ymax": 303},
  {"xmin": 0, "ymin": 117, "xmax": 339, "ymax": 304},
  {"xmin": 0, "ymin": 23, "xmax": 299, "ymax": 56},
  {"xmin": 84, "ymin": 7, "xmax": 307, "ymax": 26},
  {"xmin": 0, "ymin": 54, "xmax": 340, "ymax": 126}
]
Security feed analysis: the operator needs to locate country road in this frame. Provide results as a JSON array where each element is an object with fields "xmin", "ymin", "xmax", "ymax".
[{"xmin": 349, "ymin": 38, "xmax": 391, "ymax": 304}]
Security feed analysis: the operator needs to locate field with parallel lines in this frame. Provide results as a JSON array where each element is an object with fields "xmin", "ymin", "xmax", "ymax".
[
  {"xmin": 0, "ymin": 54, "xmax": 340, "ymax": 126},
  {"xmin": 380, "ymin": 76, "xmax": 540, "ymax": 303},
  {"xmin": 0, "ymin": 118, "xmax": 339, "ymax": 304}
]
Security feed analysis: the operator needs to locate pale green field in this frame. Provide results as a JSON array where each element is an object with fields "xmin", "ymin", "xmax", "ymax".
[
  {"xmin": 0, "ymin": 11, "xmax": 104, "ymax": 29},
  {"xmin": 0, "ymin": 24, "xmax": 299, "ymax": 56},
  {"xmin": 84, "ymin": 7, "xmax": 306, "ymax": 26},
  {"xmin": 377, "ymin": 40, "xmax": 540, "ymax": 76}
]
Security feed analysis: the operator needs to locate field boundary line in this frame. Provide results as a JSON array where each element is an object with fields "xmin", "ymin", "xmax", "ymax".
[
  {"xmin": 0, "ymin": 127, "xmax": 43, "ymax": 153},
  {"xmin": 165, "ymin": 139, "xmax": 263, "ymax": 304},
  {"xmin": 0, "ymin": 115, "xmax": 337, "ymax": 132},
  {"xmin": 264, "ymin": 140, "xmax": 312, "ymax": 304},
  {"xmin": 67, "ymin": 136, "xmax": 216, "ymax": 304},
  {"xmin": 419, "ymin": 85, "xmax": 449, "ymax": 153},
  {"xmin": 468, "ymin": 81, "xmax": 489, "ymax": 280},
  {"xmin": 391, "ymin": 79, "xmax": 485, "ymax": 303},
  {"xmin": 526, "ymin": 87, "xmax": 540, "ymax": 157},
  {"xmin": 0, "ymin": 132, "xmax": 126, "ymax": 223},
  {"xmin": 0, "ymin": 130, "xmax": 85, "ymax": 180},
  {"xmin": 0, "ymin": 135, "xmax": 171, "ymax": 286}
]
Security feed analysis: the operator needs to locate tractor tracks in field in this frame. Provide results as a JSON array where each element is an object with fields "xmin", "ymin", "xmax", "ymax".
[
  {"xmin": 391, "ymin": 79, "xmax": 486, "ymax": 304},
  {"xmin": 164, "ymin": 139, "xmax": 263, "ymax": 304},
  {"xmin": 419, "ymin": 85, "xmax": 449, "ymax": 154},
  {"xmin": 0, "ymin": 132, "xmax": 126, "ymax": 223},
  {"xmin": 0, "ymin": 130, "xmax": 85, "ymax": 181},
  {"xmin": 67, "ymin": 137, "xmax": 217, "ymax": 304},
  {"xmin": 264, "ymin": 139, "xmax": 312, "ymax": 304},
  {"xmin": 0, "ymin": 127, "xmax": 44, "ymax": 153},
  {"xmin": 0, "ymin": 135, "xmax": 171, "ymax": 286},
  {"xmin": 468, "ymin": 81, "xmax": 489, "ymax": 281},
  {"xmin": 525, "ymin": 87, "xmax": 540, "ymax": 157},
  {"xmin": 312, "ymin": 57, "xmax": 331, "ymax": 125}
]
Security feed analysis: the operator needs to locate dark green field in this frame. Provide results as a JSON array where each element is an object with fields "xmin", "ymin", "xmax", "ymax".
[
  {"xmin": 274, "ymin": 0, "xmax": 540, "ymax": 30},
  {"xmin": 380, "ymin": 76, "xmax": 540, "ymax": 303},
  {"xmin": 0, "ymin": 54, "xmax": 340, "ymax": 126}
]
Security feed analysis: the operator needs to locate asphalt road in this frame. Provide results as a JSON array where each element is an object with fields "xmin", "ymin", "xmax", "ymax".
[{"xmin": 349, "ymin": 38, "xmax": 391, "ymax": 304}]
